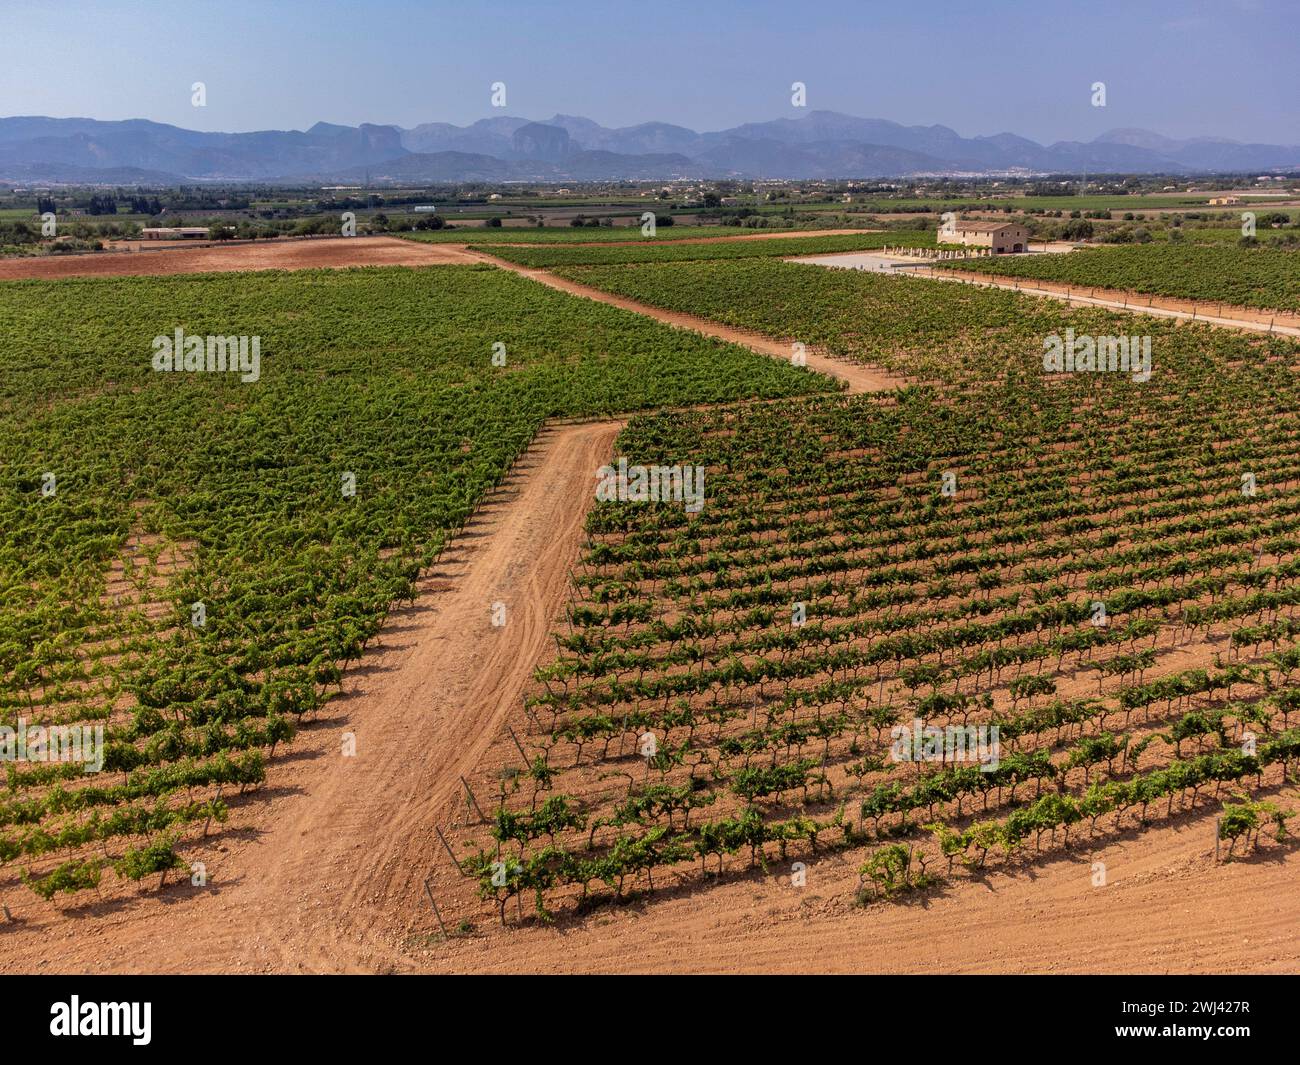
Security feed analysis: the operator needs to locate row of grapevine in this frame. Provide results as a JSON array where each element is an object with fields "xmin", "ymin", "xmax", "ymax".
[{"xmin": 445, "ymin": 256, "xmax": 1300, "ymax": 922}]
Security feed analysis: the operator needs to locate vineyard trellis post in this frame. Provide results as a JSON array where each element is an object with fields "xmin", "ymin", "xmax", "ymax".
[
  {"xmin": 507, "ymin": 724, "xmax": 530, "ymax": 762},
  {"xmin": 461, "ymin": 776, "xmax": 488, "ymax": 823},
  {"xmin": 435, "ymin": 826, "xmax": 469, "ymax": 877},
  {"xmin": 423, "ymin": 877, "xmax": 450, "ymax": 937}
]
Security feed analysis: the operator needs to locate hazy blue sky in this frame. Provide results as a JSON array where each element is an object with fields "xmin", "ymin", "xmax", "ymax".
[{"xmin": 4, "ymin": 0, "xmax": 1295, "ymax": 143}]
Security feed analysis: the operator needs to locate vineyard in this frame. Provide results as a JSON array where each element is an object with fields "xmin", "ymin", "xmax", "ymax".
[
  {"xmin": 477, "ymin": 231, "xmax": 933, "ymax": 268},
  {"xmin": 942, "ymin": 244, "xmax": 1300, "ymax": 314},
  {"xmin": 438, "ymin": 257, "xmax": 1300, "ymax": 924},
  {"xmin": 399, "ymin": 225, "xmax": 811, "ymax": 245},
  {"xmin": 0, "ymin": 263, "xmax": 833, "ymax": 906},
  {"xmin": 5, "ymin": 233, "xmax": 1299, "ymax": 971},
  {"xmin": 550, "ymin": 256, "xmax": 1120, "ymax": 385}
]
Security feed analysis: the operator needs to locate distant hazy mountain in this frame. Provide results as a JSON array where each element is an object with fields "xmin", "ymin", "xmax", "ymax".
[
  {"xmin": 326, "ymin": 149, "xmax": 706, "ymax": 184},
  {"xmin": 1, "ymin": 110, "xmax": 1297, "ymax": 184},
  {"xmin": 0, "ymin": 160, "xmax": 186, "ymax": 184},
  {"xmin": 0, "ymin": 116, "xmax": 407, "ymax": 182}
]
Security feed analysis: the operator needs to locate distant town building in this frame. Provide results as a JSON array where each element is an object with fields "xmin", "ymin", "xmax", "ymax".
[
  {"xmin": 141, "ymin": 227, "xmax": 210, "ymax": 240},
  {"xmin": 941, "ymin": 220, "xmax": 1030, "ymax": 253}
]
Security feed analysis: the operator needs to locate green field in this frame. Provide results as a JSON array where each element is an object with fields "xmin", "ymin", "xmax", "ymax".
[
  {"xmin": 0, "ymin": 263, "xmax": 835, "ymax": 897},
  {"xmin": 479, "ymin": 230, "xmax": 933, "ymax": 267},
  {"xmin": 847, "ymin": 195, "xmax": 1283, "ymax": 214},
  {"xmin": 552, "ymin": 257, "xmax": 1088, "ymax": 385},
  {"xmin": 1165, "ymin": 225, "xmax": 1283, "ymax": 244},
  {"xmin": 942, "ymin": 244, "xmax": 1300, "ymax": 313},
  {"xmin": 397, "ymin": 223, "xmax": 856, "ymax": 244},
  {"xmin": 9, "ymin": 227, "xmax": 1300, "ymax": 919}
]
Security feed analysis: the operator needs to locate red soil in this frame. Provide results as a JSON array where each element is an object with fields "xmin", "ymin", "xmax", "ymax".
[{"xmin": 0, "ymin": 237, "xmax": 477, "ymax": 280}]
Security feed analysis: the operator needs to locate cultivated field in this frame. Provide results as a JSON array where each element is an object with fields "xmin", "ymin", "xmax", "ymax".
[
  {"xmin": 477, "ymin": 230, "xmax": 934, "ymax": 268},
  {"xmin": 0, "ymin": 261, "xmax": 830, "ymax": 920},
  {"xmin": 2, "ymin": 225, "xmax": 1297, "ymax": 975},
  {"xmin": 943, "ymin": 244, "xmax": 1300, "ymax": 314},
  {"xmin": 420, "ymin": 257, "xmax": 1300, "ymax": 940}
]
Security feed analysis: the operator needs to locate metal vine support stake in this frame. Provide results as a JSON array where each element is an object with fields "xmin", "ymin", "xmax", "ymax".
[
  {"xmin": 1215, "ymin": 817, "xmax": 1221, "ymax": 863},
  {"xmin": 423, "ymin": 878, "xmax": 449, "ymax": 937},
  {"xmin": 507, "ymin": 724, "xmax": 529, "ymax": 762},
  {"xmin": 435, "ymin": 826, "xmax": 469, "ymax": 878},
  {"xmin": 461, "ymin": 776, "xmax": 488, "ymax": 823}
]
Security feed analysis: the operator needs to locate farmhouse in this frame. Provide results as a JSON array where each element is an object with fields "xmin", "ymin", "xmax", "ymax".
[
  {"xmin": 941, "ymin": 220, "xmax": 1030, "ymax": 253},
  {"xmin": 1209, "ymin": 196, "xmax": 1243, "ymax": 206},
  {"xmin": 140, "ymin": 227, "xmax": 210, "ymax": 240}
]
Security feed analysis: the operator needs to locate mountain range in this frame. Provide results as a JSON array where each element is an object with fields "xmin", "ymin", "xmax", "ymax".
[{"xmin": 1, "ymin": 111, "xmax": 1298, "ymax": 184}]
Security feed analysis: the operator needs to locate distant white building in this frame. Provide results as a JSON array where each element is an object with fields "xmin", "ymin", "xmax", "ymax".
[{"xmin": 141, "ymin": 227, "xmax": 210, "ymax": 240}]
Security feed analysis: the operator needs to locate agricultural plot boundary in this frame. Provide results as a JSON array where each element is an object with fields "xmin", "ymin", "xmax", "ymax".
[
  {"xmin": 464, "ymin": 249, "xmax": 904, "ymax": 394},
  {"xmin": 922, "ymin": 266, "xmax": 1300, "ymax": 339}
]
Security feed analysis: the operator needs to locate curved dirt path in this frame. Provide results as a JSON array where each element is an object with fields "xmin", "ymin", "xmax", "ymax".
[
  {"xmin": 466, "ymin": 249, "xmax": 902, "ymax": 394},
  {"xmin": 1, "ymin": 421, "xmax": 620, "ymax": 974},
  {"xmin": 243, "ymin": 420, "xmax": 624, "ymax": 973}
]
